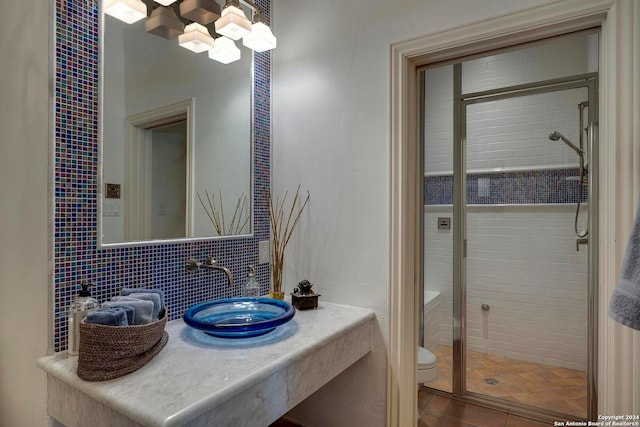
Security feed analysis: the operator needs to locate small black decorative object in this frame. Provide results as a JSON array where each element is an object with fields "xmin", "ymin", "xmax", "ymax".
[{"xmin": 291, "ymin": 280, "xmax": 320, "ymax": 310}]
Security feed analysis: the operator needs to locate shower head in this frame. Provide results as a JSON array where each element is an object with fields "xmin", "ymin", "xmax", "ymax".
[
  {"xmin": 548, "ymin": 131, "xmax": 562, "ymax": 141},
  {"xmin": 548, "ymin": 131, "xmax": 584, "ymax": 156}
]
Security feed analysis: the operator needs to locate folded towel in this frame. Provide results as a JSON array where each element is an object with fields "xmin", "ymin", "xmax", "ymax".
[
  {"xmin": 121, "ymin": 287, "xmax": 165, "ymax": 310},
  {"xmin": 113, "ymin": 293, "xmax": 161, "ymax": 320},
  {"xmin": 100, "ymin": 304, "xmax": 135, "ymax": 325},
  {"xmin": 85, "ymin": 308, "xmax": 129, "ymax": 326},
  {"xmin": 103, "ymin": 299, "xmax": 154, "ymax": 325},
  {"xmin": 609, "ymin": 198, "xmax": 640, "ymax": 330}
]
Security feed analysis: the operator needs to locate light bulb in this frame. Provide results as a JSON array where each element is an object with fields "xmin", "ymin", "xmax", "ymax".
[
  {"xmin": 214, "ymin": 4, "xmax": 251, "ymax": 40},
  {"xmin": 178, "ymin": 22, "xmax": 215, "ymax": 53},
  {"xmin": 209, "ymin": 37, "xmax": 241, "ymax": 64},
  {"xmin": 103, "ymin": 0, "xmax": 147, "ymax": 24},
  {"xmin": 243, "ymin": 21, "xmax": 277, "ymax": 52}
]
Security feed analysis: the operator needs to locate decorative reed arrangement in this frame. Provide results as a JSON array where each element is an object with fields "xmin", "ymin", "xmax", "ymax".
[
  {"xmin": 269, "ymin": 186, "xmax": 310, "ymax": 298},
  {"xmin": 197, "ymin": 190, "xmax": 250, "ymax": 236}
]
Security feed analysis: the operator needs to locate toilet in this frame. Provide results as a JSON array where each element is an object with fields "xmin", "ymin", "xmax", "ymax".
[{"xmin": 417, "ymin": 346, "xmax": 438, "ymax": 384}]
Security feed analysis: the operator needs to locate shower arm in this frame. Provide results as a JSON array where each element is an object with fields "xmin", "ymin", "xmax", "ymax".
[{"xmin": 559, "ymin": 134, "xmax": 585, "ymax": 157}]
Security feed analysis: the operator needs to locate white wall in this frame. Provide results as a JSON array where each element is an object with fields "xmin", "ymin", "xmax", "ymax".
[
  {"xmin": 0, "ymin": 0, "xmax": 50, "ymax": 426},
  {"xmin": 271, "ymin": 0, "xmax": 551, "ymax": 425},
  {"xmin": 151, "ymin": 123, "xmax": 187, "ymax": 239}
]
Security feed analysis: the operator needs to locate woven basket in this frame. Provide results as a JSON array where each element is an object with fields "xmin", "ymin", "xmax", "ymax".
[{"xmin": 77, "ymin": 312, "xmax": 168, "ymax": 382}]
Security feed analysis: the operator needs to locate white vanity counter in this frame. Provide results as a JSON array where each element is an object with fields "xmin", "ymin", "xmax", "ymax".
[{"xmin": 38, "ymin": 301, "xmax": 375, "ymax": 427}]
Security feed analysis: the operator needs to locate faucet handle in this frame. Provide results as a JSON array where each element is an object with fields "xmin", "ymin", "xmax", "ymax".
[
  {"xmin": 576, "ymin": 237, "xmax": 588, "ymax": 251},
  {"xmin": 203, "ymin": 257, "xmax": 218, "ymax": 267},
  {"xmin": 186, "ymin": 258, "xmax": 202, "ymax": 271}
]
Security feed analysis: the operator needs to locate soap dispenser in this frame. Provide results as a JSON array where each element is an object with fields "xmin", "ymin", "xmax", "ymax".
[
  {"xmin": 242, "ymin": 265, "xmax": 260, "ymax": 298},
  {"xmin": 67, "ymin": 282, "xmax": 100, "ymax": 355}
]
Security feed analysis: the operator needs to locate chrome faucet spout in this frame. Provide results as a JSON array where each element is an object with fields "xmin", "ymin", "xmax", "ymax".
[
  {"xmin": 202, "ymin": 257, "xmax": 234, "ymax": 287},
  {"xmin": 186, "ymin": 257, "xmax": 234, "ymax": 287}
]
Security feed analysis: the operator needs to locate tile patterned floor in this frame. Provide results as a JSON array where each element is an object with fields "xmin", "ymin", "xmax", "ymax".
[
  {"xmin": 272, "ymin": 394, "xmax": 548, "ymax": 427},
  {"xmin": 424, "ymin": 346, "xmax": 587, "ymax": 418},
  {"xmin": 271, "ymin": 388, "xmax": 567, "ymax": 427},
  {"xmin": 418, "ymin": 389, "xmax": 550, "ymax": 427}
]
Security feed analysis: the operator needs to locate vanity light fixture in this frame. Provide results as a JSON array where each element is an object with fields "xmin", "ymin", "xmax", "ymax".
[
  {"xmin": 180, "ymin": 0, "xmax": 221, "ymax": 26},
  {"xmin": 145, "ymin": 6, "xmax": 185, "ymax": 39},
  {"xmin": 242, "ymin": 11, "xmax": 276, "ymax": 52},
  {"xmin": 103, "ymin": 0, "xmax": 147, "ymax": 24},
  {"xmin": 103, "ymin": 0, "xmax": 277, "ymax": 64},
  {"xmin": 178, "ymin": 22, "xmax": 215, "ymax": 53},
  {"xmin": 214, "ymin": 0, "xmax": 252, "ymax": 41},
  {"xmin": 208, "ymin": 36, "xmax": 241, "ymax": 64}
]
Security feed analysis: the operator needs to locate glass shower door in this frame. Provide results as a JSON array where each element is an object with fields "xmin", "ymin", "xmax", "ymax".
[
  {"xmin": 422, "ymin": 65, "xmax": 455, "ymax": 393},
  {"xmin": 462, "ymin": 83, "xmax": 594, "ymax": 418}
]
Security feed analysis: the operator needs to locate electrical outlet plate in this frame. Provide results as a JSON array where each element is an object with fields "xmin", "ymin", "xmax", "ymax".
[{"xmin": 258, "ymin": 240, "xmax": 270, "ymax": 264}]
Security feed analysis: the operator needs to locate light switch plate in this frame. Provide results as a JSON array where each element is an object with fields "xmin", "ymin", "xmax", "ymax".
[
  {"xmin": 259, "ymin": 240, "xmax": 270, "ymax": 264},
  {"xmin": 478, "ymin": 177, "xmax": 490, "ymax": 198},
  {"xmin": 105, "ymin": 183, "xmax": 121, "ymax": 199},
  {"xmin": 438, "ymin": 217, "xmax": 451, "ymax": 230}
]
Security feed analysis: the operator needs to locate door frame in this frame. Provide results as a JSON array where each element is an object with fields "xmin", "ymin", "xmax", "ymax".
[
  {"xmin": 388, "ymin": 0, "xmax": 640, "ymax": 424},
  {"xmin": 124, "ymin": 99, "xmax": 195, "ymax": 241}
]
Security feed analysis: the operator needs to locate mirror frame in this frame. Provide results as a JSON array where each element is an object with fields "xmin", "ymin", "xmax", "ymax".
[{"xmin": 97, "ymin": 8, "xmax": 255, "ymax": 248}]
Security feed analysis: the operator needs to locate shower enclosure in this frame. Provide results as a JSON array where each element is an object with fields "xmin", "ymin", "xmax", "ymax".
[{"xmin": 420, "ymin": 32, "xmax": 598, "ymax": 421}]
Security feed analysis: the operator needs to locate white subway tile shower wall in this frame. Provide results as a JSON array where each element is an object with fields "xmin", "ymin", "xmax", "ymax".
[
  {"xmin": 424, "ymin": 207, "xmax": 454, "ymax": 350},
  {"xmin": 461, "ymin": 35, "xmax": 596, "ymax": 93},
  {"xmin": 423, "ymin": 65, "xmax": 454, "ymax": 175},
  {"xmin": 424, "ymin": 206, "xmax": 588, "ymax": 371},
  {"xmin": 466, "ymin": 89, "xmax": 587, "ymax": 172},
  {"xmin": 423, "ymin": 291, "xmax": 441, "ymax": 352},
  {"xmin": 424, "ymin": 35, "xmax": 597, "ymax": 175}
]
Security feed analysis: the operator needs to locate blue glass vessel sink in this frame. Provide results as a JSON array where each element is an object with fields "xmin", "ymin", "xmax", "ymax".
[{"xmin": 183, "ymin": 297, "xmax": 296, "ymax": 338}]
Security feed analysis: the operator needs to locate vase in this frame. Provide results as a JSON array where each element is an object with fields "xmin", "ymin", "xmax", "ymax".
[
  {"xmin": 269, "ymin": 291, "xmax": 284, "ymax": 300},
  {"xmin": 271, "ymin": 261, "xmax": 284, "ymax": 300}
]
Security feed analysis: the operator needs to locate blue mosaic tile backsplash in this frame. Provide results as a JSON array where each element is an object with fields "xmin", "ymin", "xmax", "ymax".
[
  {"xmin": 425, "ymin": 168, "xmax": 589, "ymax": 205},
  {"xmin": 54, "ymin": 0, "xmax": 272, "ymax": 352}
]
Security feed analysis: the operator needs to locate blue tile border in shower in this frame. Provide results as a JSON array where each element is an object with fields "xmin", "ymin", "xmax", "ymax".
[
  {"xmin": 425, "ymin": 168, "xmax": 589, "ymax": 205},
  {"xmin": 53, "ymin": 0, "xmax": 272, "ymax": 352}
]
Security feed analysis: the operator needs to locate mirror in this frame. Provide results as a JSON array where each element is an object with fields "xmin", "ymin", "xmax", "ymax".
[{"xmin": 100, "ymin": 2, "xmax": 252, "ymax": 245}]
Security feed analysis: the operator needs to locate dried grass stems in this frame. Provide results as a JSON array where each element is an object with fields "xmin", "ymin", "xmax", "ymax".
[
  {"xmin": 269, "ymin": 186, "xmax": 310, "ymax": 293},
  {"xmin": 197, "ymin": 190, "xmax": 250, "ymax": 236}
]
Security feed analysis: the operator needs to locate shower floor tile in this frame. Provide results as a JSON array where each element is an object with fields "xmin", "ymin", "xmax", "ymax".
[{"xmin": 424, "ymin": 346, "xmax": 587, "ymax": 419}]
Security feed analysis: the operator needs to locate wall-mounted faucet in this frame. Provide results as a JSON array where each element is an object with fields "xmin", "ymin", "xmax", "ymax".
[{"xmin": 186, "ymin": 257, "xmax": 234, "ymax": 287}]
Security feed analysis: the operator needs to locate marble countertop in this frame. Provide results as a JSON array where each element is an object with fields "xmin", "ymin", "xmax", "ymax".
[{"xmin": 38, "ymin": 301, "xmax": 375, "ymax": 427}]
